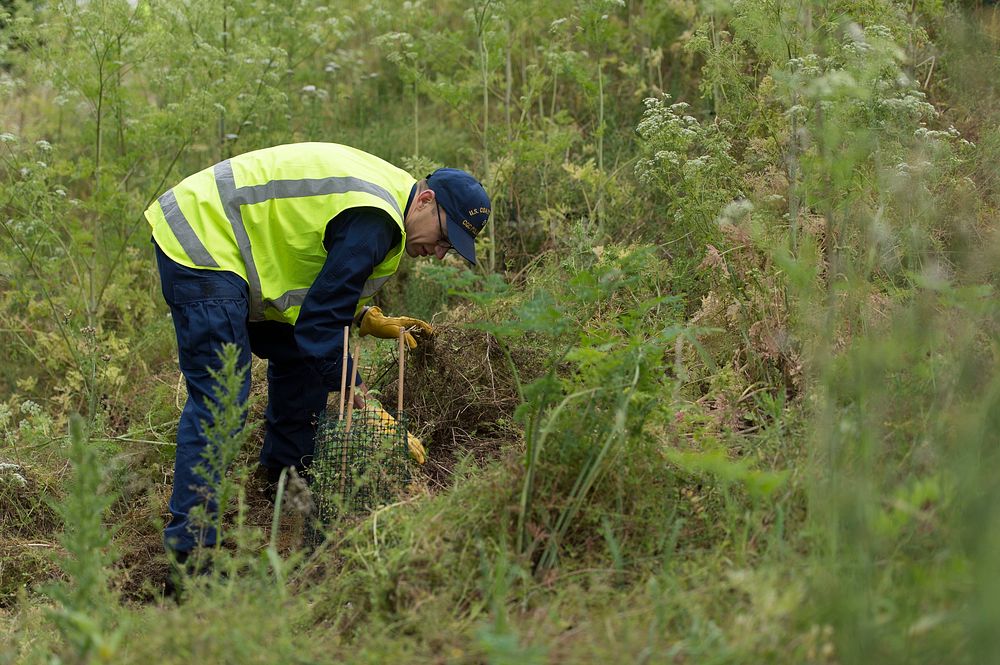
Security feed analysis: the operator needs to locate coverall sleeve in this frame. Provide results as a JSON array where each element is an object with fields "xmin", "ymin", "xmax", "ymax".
[{"xmin": 294, "ymin": 207, "xmax": 403, "ymax": 392}]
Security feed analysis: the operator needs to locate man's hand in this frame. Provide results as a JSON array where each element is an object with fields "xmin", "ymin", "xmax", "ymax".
[
  {"xmin": 359, "ymin": 306, "xmax": 434, "ymax": 350},
  {"xmin": 327, "ymin": 380, "xmax": 368, "ymax": 414},
  {"xmin": 353, "ymin": 382, "xmax": 368, "ymax": 410}
]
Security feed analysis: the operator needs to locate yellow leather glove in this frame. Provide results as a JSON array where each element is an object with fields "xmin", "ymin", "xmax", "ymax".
[
  {"xmin": 358, "ymin": 306, "xmax": 434, "ymax": 350},
  {"xmin": 370, "ymin": 405, "xmax": 426, "ymax": 465}
]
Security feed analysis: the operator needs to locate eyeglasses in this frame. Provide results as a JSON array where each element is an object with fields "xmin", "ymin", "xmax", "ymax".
[{"xmin": 435, "ymin": 204, "xmax": 455, "ymax": 253}]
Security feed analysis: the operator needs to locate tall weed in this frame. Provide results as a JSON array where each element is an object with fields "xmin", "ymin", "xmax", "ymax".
[
  {"xmin": 187, "ymin": 343, "xmax": 253, "ymax": 559},
  {"xmin": 46, "ymin": 415, "xmax": 120, "ymax": 663}
]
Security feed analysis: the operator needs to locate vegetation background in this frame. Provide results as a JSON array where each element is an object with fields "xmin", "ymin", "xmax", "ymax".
[{"xmin": 1, "ymin": 0, "xmax": 999, "ymax": 662}]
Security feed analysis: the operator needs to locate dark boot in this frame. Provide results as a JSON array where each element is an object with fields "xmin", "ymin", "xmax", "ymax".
[
  {"xmin": 163, "ymin": 549, "xmax": 213, "ymax": 601},
  {"xmin": 253, "ymin": 464, "xmax": 286, "ymax": 503}
]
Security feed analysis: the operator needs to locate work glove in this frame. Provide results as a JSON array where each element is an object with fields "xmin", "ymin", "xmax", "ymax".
[
  {"xmin": 358, "ymin": 306, "xmax": 433, "ymax": 350},
  {"xmin": 371, "ymin": 404, "xmax": 426, "ymax": 465}
]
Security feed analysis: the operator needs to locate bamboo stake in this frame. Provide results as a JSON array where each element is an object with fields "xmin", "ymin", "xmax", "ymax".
[
  {"xmin": 397, "ymin": 329, "xmax": 405, "ymax": 416},
  {"xmin": 345, "ymin": 342, "xmax": 361, "ymax": 432},
  {"xmin": 341, "ymin": 340, "xmax": 361, "ymax": 497},
  {"xmin": 338, "ymin": 325, "xmax": 349, "ymax": 420}
]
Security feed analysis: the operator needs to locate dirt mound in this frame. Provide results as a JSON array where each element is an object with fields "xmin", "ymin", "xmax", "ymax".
[{"xmin": 378, "ymin": 325, "xmax": 539, "ymax": 487}]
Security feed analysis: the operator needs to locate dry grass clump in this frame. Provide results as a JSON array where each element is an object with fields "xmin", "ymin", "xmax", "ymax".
[
  {"xmin": 1, "ymin": 539, "xmax": 62, "ymax": 607},
  {"xmin": 378, "ymin": 325, "xmax": 541, "ymax": 487},
  {"xmin": 1, "ymin": 462, "xmax": 64, "ymax": 605}
]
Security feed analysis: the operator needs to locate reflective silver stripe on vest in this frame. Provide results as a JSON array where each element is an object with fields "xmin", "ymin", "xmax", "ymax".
[
  {"xmin": 361, "ymin": 275, "xmax": 392, "ymax": 299},
  {"xmin": 214, "ymin": 160, "xmax": 265, "ymax": 320},
  {"xmin": 159, "ymin": 189, "xmax": 219, "ymax": 268},
  {"xmin": 212, "ymin": 159, "xmax": 402, "ymax": 320},
  {"xmin": 268, "ymin": 274, "xmax": 391, "ymax": 314},
  {"xmin": 235, "ymin": 176, "xmax": 402, "ymax": 216},
  {"xmin": 268, "ymin": 288, "xmax": 309, "ymax": 313}
]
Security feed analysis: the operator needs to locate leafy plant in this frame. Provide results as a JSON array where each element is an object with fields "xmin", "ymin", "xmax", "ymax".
[
  {"xmin": 47, "ymin": 415, "xmax": 121, "ymax": 663},
  {"xmin": 187, "ymin": 343, "xmax": 253, "ymax": 555}
]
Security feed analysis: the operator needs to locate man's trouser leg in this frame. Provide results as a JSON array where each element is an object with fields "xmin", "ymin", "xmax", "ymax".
[
  {"xmin": 248, "ymin": 321, "xmax": 327, "ymax": 474},
  {"xmin": 155, "ymin": 244, "xmax": 251, "ymax": 554}
]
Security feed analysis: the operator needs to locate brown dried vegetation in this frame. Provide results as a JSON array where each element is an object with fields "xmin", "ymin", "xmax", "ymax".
[{"xmin": 378, "ymin": 325, "xmax": 546, "ymax": 488}]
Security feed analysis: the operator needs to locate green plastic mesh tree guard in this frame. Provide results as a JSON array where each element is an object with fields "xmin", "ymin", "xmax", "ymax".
[{"xmin": 308, "ymin": 408, "xmax": 412, "ymax": 536}]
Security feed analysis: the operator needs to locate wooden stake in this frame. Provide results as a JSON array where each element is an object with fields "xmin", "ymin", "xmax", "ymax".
[
  {"xmin": 397, "ymin": 329, "xmax": 405, "ymax": 416},
  {"xmin": 341, "ymin": 340, "xmax": 361, "ymax": 497},
  {"xmin": 338, "ymin": 325, "xmax": 349, "ymax": 421},
  {"xmin": 345, "ymin": 342, "xmax": 361, "ymax": 433}
]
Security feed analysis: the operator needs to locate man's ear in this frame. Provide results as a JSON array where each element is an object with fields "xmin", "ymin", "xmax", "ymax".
[{"xmin": 419, "ymin": 188, "xmax": 436, "ymax": 207}]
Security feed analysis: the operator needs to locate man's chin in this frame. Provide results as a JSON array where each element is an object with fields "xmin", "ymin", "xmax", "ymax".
[{"xmin": 404, "ymin": 245, "xmax": 417, "ymax": 258}]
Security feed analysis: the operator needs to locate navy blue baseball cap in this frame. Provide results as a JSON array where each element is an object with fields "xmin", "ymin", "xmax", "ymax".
[{"xmin": 426, "ymin": 168, "xmax": 491, "ymax": 265}]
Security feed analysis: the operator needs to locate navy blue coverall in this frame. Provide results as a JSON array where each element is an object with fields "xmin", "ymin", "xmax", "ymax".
[{"xmin": 155, "ymin": 205, "xmax": 403, "ymax": 554}]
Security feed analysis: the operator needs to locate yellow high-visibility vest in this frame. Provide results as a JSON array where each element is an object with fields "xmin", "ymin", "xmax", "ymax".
[{"xmin": 145, "ymin": 142, "xmax": 413, "ymax": 324}]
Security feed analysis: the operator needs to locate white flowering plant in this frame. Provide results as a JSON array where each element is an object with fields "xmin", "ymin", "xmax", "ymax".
[{"xmin": 635, "ymin": 95, "xmax": 740, "ymax": 242}]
